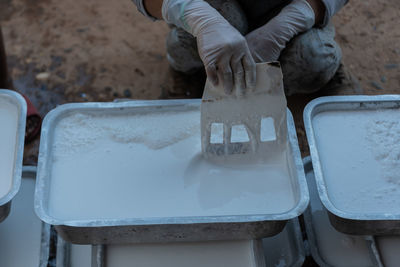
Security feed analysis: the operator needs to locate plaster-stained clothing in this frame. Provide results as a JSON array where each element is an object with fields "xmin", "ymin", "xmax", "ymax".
[
  {"xmin": 131, "ymin": 0, "xmax": 344, "ymax": 94},
  {"xmin": 166, "ymin": 21, "xmax": 341, "ymax": 95}
]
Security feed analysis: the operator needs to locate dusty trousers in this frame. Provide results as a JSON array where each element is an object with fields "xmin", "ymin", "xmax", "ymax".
[{"xmin": 166, "ymin": 0, "xmax": 342, "ymax": 95}]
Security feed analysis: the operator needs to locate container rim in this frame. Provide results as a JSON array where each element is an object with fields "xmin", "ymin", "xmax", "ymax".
[
  {"xmin": 289, "ymin": 218, "xmax": 306, "ymax": 267},
  {"xmin": 303, "ymin": 94, "xmax": 400, "ymax": 221},
  {"xmin": 0, "ymin": 89, "xmax": 27, "ymax": 206},
  {"xmin": 21, "ymin": 166, "xmax": 51, "ymax": 267},
  {"xmin": 302, "ymin": 156, "xmax": 385, "ymax": 267},
  {"xmin": 35, "ymin": 99, "xmax": 309, "ymax": 227},
  {"xmin": 302, "ymin": 156, "xmax": 331, "ymax": 267}
]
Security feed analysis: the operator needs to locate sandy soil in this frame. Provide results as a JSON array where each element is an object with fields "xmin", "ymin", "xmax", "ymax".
[
  {"xmin": 0, "ymin": 0, "xmax": 399, "ymax": 165},
  {"xmin": 333, "ymin": 0, "xmax": 400, "ymax": 94}
]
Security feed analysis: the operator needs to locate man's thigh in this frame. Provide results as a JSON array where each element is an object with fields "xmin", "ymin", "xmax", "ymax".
[
  {"xmin": 166, "ymin": 0, "xmax": 248, "ymax": 73},
  {"xmin": 280, "ymin": 24, "xmax": 342, "ymax": 95}
]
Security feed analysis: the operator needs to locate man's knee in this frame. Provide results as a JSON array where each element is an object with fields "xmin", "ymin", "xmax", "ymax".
[
  {"xmin": 280, "ymin": 24, "xmax": 342, "ymax": 95},
  {"xmin": 166, "ymin": 27, "xmax": 203, "ymax": 73},
  {"xmin": 166, "ymin": 0, "xmax": 248, "ymax": 73}
]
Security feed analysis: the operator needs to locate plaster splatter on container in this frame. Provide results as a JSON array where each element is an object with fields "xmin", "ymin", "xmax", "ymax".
[{"xmin": 312, "ymin": 109, "xmax": 400, "ymax": 214}]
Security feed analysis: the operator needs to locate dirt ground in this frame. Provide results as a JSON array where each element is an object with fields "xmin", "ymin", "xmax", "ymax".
[{"xmin": 0, "ymin": 0, "xmax": 399, "ymax": 165}]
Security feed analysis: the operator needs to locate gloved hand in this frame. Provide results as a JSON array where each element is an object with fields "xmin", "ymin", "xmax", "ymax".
[
  {"xmin": 162, "ymin": 0, "xmax": 256, "ymax": 96},
  {"xmin": 246, "ymin": 0, "xmax": 315, "ymax": 63}
]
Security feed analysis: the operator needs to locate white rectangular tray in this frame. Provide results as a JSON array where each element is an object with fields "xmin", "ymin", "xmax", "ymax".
[
  {"xmin": 304, "ymin": 95, "xmax": 400, "ymax": 235},
  {"xmin": 0, "ymin": 89, "xmax": 26, "ymax": 222},
  {"xmin": 0, "ymin": 166, "xmax": 50, "ymax": 267},
  {"xmin": 35, "ymin": 99, "xmax": 308, "ymax": 244}
]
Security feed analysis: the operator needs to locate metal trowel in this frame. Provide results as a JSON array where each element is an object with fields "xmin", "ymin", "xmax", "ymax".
[{"xmin": 201, "ymin": 62, "xmax": 288, "ymax": 161}]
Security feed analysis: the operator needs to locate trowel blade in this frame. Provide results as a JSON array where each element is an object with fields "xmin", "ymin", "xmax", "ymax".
[{"xmin": 201, "ymin": 62, "xmax": 288, "ymax": 161}]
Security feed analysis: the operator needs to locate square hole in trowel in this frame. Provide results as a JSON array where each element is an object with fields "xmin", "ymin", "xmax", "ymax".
[
  {"xmin": 260, "ymin": 117, "xmax": 276, "ymax": 142},
  {"xmin": 231, "ymin": 124, "xmax": 250, "ymax": 143},
  {"xmin": 210, "ymin": 123, "xmax": 224, "ymax": 144}
]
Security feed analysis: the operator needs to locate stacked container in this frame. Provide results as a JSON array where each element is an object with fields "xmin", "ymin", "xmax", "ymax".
[{"xmin": 34, "ymin": 99, "xmax": 309, "ymax": 266}]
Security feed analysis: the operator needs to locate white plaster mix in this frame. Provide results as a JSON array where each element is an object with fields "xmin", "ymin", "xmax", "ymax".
[
  {"xmin": 0, "ymin": 97, "xmax": 18, "ymax": 199},
  {"xmin": 48, "ymin": 110, "xmax": 296, "ymax": 220},
  {"xmin": 313, "ymin": 109, "xmax": 400, "ymax": 214}
]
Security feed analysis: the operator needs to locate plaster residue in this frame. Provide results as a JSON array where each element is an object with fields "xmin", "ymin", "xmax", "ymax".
[
  {"xmin": 53, "ymin": 110, "xmax": 200, "ymax": 156},
  {"xmin": 365, "ymin": 116, "xmax": 400, "ymax": 185},
  {"xmin": 49, "ymin": 109, "xmax": 296, "ymax": 220},
  {"xmin": 313, "ymin": 108, "xmax": 400, "ymax": 214}
]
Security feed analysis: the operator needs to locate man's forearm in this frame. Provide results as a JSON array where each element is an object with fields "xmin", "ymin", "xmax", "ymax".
[
  {"xmin": 143, "ymin": 0, "xmax": 163, "ymax": 19},
  {"xmin": 141, "ymin": 0, "xmax": 325, "ymax": 26}
]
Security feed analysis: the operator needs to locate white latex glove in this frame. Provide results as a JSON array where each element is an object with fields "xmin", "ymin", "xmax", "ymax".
[
  {"xmin": 162, "ymin": 0, "xmax": 256, "ymax": 96},
  {"xmin": 246, "ymin": 0, "xmax": 315, "ymax": 63}
]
